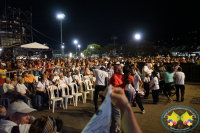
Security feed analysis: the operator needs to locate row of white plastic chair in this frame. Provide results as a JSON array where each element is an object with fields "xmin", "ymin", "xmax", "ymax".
[{"xmin": 47, "ymin": 79, "xmax": 94, "ymax": 113}]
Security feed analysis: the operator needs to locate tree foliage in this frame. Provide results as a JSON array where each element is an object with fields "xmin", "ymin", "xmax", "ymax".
[{"xmin": 83, "ymin": 44, "xmax": 102, "ymax": 56}]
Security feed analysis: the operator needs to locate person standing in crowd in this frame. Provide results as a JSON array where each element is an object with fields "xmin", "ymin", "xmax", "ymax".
[
  {"xmin": 107, "ymin": 63, "xmax": 114, "ymax": 82},
  {"xmin": 174, "ymin": 67, "xmax": 185, "ymax": 102},
  {"xmin": 24, "ymin": 71, "xmax": 36, "ymax": 94},
  {"xmin": 92, "ymin": 67, "xmax": 108, "ymax": 111},
  {"xmin": 158, "ymin": 62, "xmax": 166, "ymax": 93},
  {"xmin": 123, "ymin": 66, "xmax": 134, "ymax": 105},
  {"xmin": 163, "ymin": 66, "xmax": 174, "ymax": 103},
  {"xmin": 131, "ymin": 67, "xmax": 145, "ymax": 114},
  {"xmin": 109, "ymin": 64, "xmax": 124, "ymax": 133},
  {"xmin": 149, "ymin": 71, "xmax": 160, "ymax": 104},
  {"xmin": 0, "ymin": 101, "xmax": 36, "ymax": 133},
  {"xmin": 16, "ymin": 77, "xmax": 37, "ymax": 108},
  {"xmin": 141, "ymin": 63, "xmax": 151, "ymax": 80},
  {"xmin": 143, "ymin": 72, "xmax": 150, "ymax": 99}
]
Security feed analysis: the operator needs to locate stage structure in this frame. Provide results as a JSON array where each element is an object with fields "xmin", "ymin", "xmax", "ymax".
[{"xmin": 0, "ymin": 6, "xmax": 33, "ymax": 48}]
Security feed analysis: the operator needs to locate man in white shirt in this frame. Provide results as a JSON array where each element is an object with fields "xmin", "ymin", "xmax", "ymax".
[
  {"xmin": 173, "ymin": 67, "xmax": 185, "ymax": 102},
  {"xmin": 93, "ymin": 67, "xmax": 108, "ymax": 111},
  {"xmin": 74, "ymin": 70, "xmax": 84, "ymax": 92},
  {"xmin": 131, "ymin": 67, "xmax": 145, "ymax": 114},
  {"xmin": 142, "ymin": 63, "xmax": 151, "ymax": 80},
  {"xmin": 106, "ymin": 63, "xmax": 114, "ymax": 81},
  {"xmin": 2, "ymin": 78, "xmax": 15, "ymax": 99},
  {"xmin": 65, "ymin": 72, "xmax": 73, "ymax": 95},
  {"xmin": 0, "ymin": 101, "xmax": 36, "ymax": 133},
  {"xmin": 16, "ymin": 78, "xmax": 37, "ymax": 108},
  {"xmin": 36, "ymin": 77, "xmax": 49, "ymax": 106}
]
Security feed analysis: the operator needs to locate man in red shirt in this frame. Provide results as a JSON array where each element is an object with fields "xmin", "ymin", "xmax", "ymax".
[{"xmin": 109, "ymin": 65, "xmax": 123, "ymax": 133}]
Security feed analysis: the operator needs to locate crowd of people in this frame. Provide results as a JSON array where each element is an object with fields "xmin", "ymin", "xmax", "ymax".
[{"xmin": 0, "ymin": 56, "xmax": 187, "ymax": 133}]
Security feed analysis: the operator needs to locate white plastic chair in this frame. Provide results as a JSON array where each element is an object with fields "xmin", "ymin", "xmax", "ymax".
[
  {"xmin": 81, "ymin": 81, "xmax": 90, "ymax": 103},
  {"xmin": 47, "ymin": 86, "xmax": 65, "ymax": 113},
  {"xmin": 83, "ymin": 76, "xmax": 90, "ymax": 81},
  {"xmin": 69, "ymin": 83, "xmax": 83, "ymax": 106},
  {"xmin": 85, "ymin": 80, "xmax": 95, "ymax": 100},
  {"xmin": 60, "ymin": 85, "xmax": 74, "ymax": 109}
]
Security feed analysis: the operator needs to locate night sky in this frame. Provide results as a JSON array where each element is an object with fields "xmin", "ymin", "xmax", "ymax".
[{"xmin": 0, "ymin": 0, "xmax": 199, "ymax": 53}]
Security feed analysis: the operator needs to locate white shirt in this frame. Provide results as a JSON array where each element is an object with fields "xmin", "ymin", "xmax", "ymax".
[
  {"xmin": 0, "ymin": 119, "xmax": 31, "ymax": 133},
  {"xmin": 16, "ymin": 83, "xmax": 27, "ymax": 94},
  {"xmin": 143, "ymin": 77, "xmax": 150, "ymax": 83},
  {"xmin": 45, "ymin": 79, "xmax": 50, "ymax": 86},
  {"xmin": 53, "ymin": 76, "xmax": 60, "ymax": 82},
  {"xmin": 65, "ymin": 76, "xmax": 73, "ymax": 84},
  {"xmin": 93, "ymin": 69, "xmax": 108, "ymax": 86},
  {"xmin": 3, "ymin": 83, "xmax": 14, "ymax": 93},
  {"xmin": 174, "ymin": 72, "xmax": 185, "ymax": 85},
  {"xmin": 150, "ymin": 77, "xmax": 159, "ymax": 90},
  {"xmin": 37, "ymin": 81, "xmax": 46, "ymax": 91},
  {"xmin": 59, "ymin": 78, "xmax": 66, "ymax": 85},
  {"xmin": 74, "ymin": 74, "xmax": 82, "ymax": 82},
  {"xmin": 133, "ymin": 73, "xmax": 141, "ymax": 91},
  {"xmin": 142, "ymin": 65, "xmax": 151, "ymax": 78},
  {"xmin": 107, "ymin": 69, "xmax": 114, "ymax": 79}
]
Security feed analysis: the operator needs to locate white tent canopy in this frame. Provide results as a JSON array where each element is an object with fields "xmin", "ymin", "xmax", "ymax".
[{"xmin": 21, "ymin": 42, "xmax": 49, "ymax": 49}]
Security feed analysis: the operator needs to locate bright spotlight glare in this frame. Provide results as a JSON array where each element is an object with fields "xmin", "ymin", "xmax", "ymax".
[
  {"xmin": 61, "ymin": 45, "xmax": 64, "ymax": 48},
  {"xmin": 74, "ymin": 40, "xmax": 78, "ymax": 44},
  {"xmin": 78, "ymin": 45, "xmax": 80, "ymax": 48},
  {"xmin": 134, "ymin": 34, "xmax": 141, "ymax": 40},
  {"xmin": 57, "ymin": 14, "xmax": 65, "ymax": 19},
  {"xmin": 69, "ymin": 53, "xmax": 72, "ymax": 57}
]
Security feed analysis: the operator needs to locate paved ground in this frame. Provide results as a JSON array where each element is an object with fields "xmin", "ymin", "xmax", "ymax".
[{"xmin": 31, "ymin": 83, "xmax": 200, "ymax": 133}]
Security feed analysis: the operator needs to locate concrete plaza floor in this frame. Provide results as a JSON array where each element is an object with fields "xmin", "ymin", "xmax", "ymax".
[{"xmin": 31, "ymin": 83, "xmax": 200, "ymax": 133}]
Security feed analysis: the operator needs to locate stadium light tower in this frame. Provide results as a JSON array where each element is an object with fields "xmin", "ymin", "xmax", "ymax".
[
  {"xmin": 57, "ymin": 13, "xmax": 65, "ymax": 55},
  {"xmin": 74, "ymin": 40, "xmax": 78, "ymax": 56},
  {"xmin": 78, "ymin": 45, "xmax": 81, "ymax": 51},
  {"xmin": 134, "ymin": 34, "xmax": 141, "ymax": 40}
]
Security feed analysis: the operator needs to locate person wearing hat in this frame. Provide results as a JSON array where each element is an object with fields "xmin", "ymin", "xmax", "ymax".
[{"xmin": 0, "ymin": 101, "xmax": 36, "ymax": 133}]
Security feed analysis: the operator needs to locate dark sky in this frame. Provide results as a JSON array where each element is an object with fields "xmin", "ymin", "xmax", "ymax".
[{"xmin": 0, "ymin": 0, "xmax": 200, "ymax": 53}]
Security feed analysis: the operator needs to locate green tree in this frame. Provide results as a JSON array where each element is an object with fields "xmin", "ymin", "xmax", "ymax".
[{"xmin": 83, "ymin": 44, "xmax": 102, "ymax": 56}]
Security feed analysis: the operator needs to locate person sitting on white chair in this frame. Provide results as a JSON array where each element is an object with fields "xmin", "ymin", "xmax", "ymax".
[
  {"xmin": 65, "ymin": 72, "xmax": 73, "ymax": 95},
  {"xmin": 36, "ymin": 77, "xmax": 49, "ymax": 107},
  {"xmin": 74, "ymin": 70, "xmax": 85, "ymax": 92},
  {"xmin": 16, "ymin": 77, "xmax": 37, "ymax": 108},
  {"xmin": 53, "ymin": 72, "xmax": 60, "ymax": 82},
  {"xmin": 2, "ymin": 78, "xmax": 16, "ymax": 101},
  {"xmin": 58, "ymin": 73, "xmax": 68, "ymax": 95}
]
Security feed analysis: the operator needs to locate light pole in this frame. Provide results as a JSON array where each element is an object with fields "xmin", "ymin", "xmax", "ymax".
[
  {"xmin": 90, "ymin": 46, "xmax": 94, "ymax": 57},
  {"xmin": 134, "ymin": 34, "xmax": 141, "ymax": 40},
  {"xmin": 74, "ymin": 40, "xmax": 78, "ymax": 57},
  {"xmin": 78, "ymin": 45, "xmax": 80, "ymax": 52},
  {"xmin": 57, "ymin": 13, "xmax": 65, "ymax": 55}
]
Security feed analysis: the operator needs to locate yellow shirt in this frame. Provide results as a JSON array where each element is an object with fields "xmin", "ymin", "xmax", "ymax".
[
  {"xmin": 0, "ymin": 69, "xmax": 7, "ymax": 79},
  {"xmin": 197, "ymin": 60, "xmax": 200, "ymax": 65},
  {"xmin": 25, "ymin": 74, "xmax": 36, "ymax": 83}
]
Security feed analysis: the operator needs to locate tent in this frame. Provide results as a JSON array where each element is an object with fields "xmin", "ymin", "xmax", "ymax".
[{"xmin": 20, "ymin": 42, "xmax": 49, "ymax": 49}]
